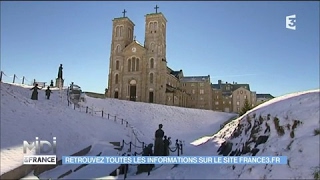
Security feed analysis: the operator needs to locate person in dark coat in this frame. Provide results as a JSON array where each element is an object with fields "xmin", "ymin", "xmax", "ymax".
[
  {"xmin": 45, "ymin": 86, "xmax": 52, "ymax": 99},
  {"xmin": 163, "ymin": 136, "xmax": 170, "ymax": 156},
  {"xmin": 137, "ymin": 144, "xmax": 154, "ymax": 175},
  {"xmin": 30, "ymin": 84, "xmax": 42, "ymax": 100},
  {"xmin": 154, "ymin": 124, "xmax": 165, "ymax": 156}
]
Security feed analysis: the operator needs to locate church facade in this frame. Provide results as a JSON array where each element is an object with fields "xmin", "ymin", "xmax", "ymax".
[{"xmin": 106, "ymin": 9, "xmax": 259, "ymax": 112}]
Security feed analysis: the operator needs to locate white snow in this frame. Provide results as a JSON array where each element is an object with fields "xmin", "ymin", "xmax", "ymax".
[{"xmin": 1, "ymin": 82, "xmax": 319, "ymax": 179}]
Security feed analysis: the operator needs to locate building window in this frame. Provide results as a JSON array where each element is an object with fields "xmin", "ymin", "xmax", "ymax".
[
  {"xmin": 128, "ymin": 57, "xmax": 140, "ymax": 72},
  {"xmin": 244, "ymin": 95, "xmax": 247, "ymax": 99},
  {"xmin": 154, "ymin": 22, "xmax": 158, "ymax": 31},
  {"xmin": 115, "ymin": 74, "xmax": 118, "ymax": 84},
  {"xmin": 216, "ymin": 95, "xmax": 219, "ymax": 99},
  {"xmin": 150, "ymin": 73, "xmax": 154, "ymax": 84},
  {"xmin": 200, "ymin": 89, "xmax": 204, "ymax": 94},
  {"xmin": 128, "ymin": 28, "xmax": 131, "ymax": 39},
  {"xmin": 191, "ymin": 83, "xmax": 195, "ymax": 87},
  {"xmin": 236, "ymin": 101, "xmax": 240, "ymax": 106},
  {"xmin": 192, "ymin": 89, "xmax": 195, "ymax": 94},
  {"xmin": 150, "ymin": 58, "xmax": 154, "ymax": 68},
  {"xmin": 120, "ymin": 26, "xmax": 123, "ymax": 37},
  {"xmin": 128, "ymin": 59, "xmax": 131, "ymax": 72},
  {"xmin": 200, "ymin": 83, "xmax": 204, "ymax": 86},
  {"xmin": 237, "ymin": 107, "xmax": 240, "ymax": 112},
  {"xmin": 149, "ymin": 22, "xmax": 154, "ymax": 32},
  {"xmin": 229, "ymin": 101, "xmax": 231, "ymax": 104},
  {"xmin": 200, "ymin": 97, "xmax": 204, "ymax": 100},
  {"xmin": 115, "ymin": 61, "xmax": 119, "ymax": 70},
  {"xmin": 215, "ymin": 101, "xmax": 219, "ymax": 105},
  {"xmin": 115, "ymin": 44, "xmax": 121, "ymax": 53},
  {"xmin": 223, "ymin": 101, "xmax": 225, "ymax": 104},
  {"xmin": 240, "ymin": 90, "xmax": 243, "ymax": 94}
]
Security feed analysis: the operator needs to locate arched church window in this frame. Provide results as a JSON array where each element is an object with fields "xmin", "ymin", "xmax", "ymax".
[
  {"xmin": 115, "ymin": 74, "xmax": 119, "ymax": 84},
  {"xmin": 116, "ymin": 44, "xmax": 121, "ymax": 53},
  {"xmin": 115, "ymin": 26, "xmax": 120, "ymax": 37},
  {"xmin": 149, "ymin": 22, "xmax": 154, "ymax": 33},
  {"xmin": 128, "ymin": 28, "xmax": 131, "ymax": 39},
  {"xmin": 136, "ymin": 58, "xmax": 139, "ymax": 71},
  {"xmin": 128, "ymin": 59, "xmax": 131, "ymax": 72},
  {"xmin": 120, "ymin": 26, "xmax": 123, "ymax": 37},
  {"xmin": 150, "ymin": 73, "xmax": 154, "ymax": 84},
  {"xmin": 115, "ymin": 60, "xmax": 119, "ymax": 70},
  {"xmin": 154, "ymin": 22, "xmax": 158, "ymax": 33},
  {"xmin": 132, "ymin": 57, "xmax": 136, "ymax": 72},
  {"xmin": 150, "ymin": 58, "xmax": 154, "ymax": 69}
]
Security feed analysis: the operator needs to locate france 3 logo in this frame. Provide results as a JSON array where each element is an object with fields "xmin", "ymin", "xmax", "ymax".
[{"xmin": 286, "ymin": 14, "xmax": 296, "ymax": 30}]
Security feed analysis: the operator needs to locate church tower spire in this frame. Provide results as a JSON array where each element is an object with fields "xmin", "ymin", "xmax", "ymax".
[
  {"xmin": 143, "ymin": 5, "xmax": 168, "ymax": 104},
  {"xmin": 107, "ymin": 10, "xmax": 135, "ymax": 99}
]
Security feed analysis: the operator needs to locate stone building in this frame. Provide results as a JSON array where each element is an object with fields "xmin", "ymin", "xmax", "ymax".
[
  {"xmin": 107, "ymin": 9, "xmax": 191, "ymax": 107},
  {"xmin": 256, "ymin": 94, "xmax": 274, "ymax": 105},
  {"xmin": 211, "ymin": 80, "xmax": 257, "ymax": 113},
  {"xmin": 106, "ymin": 9, "xmax": 259, "ymax": 113}
]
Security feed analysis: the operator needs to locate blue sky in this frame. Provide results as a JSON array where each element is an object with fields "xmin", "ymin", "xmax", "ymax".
[{"xmin": 1, "ymin": 1, "xmax": 319, "ymax": 96}]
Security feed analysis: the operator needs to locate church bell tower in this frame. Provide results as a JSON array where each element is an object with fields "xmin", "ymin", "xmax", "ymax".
[
  {"xmin": 144, "ymin": 5, "xmax": 168, "ymax": 104},
  {"xmin": 108, "ymin": 10, "xmax": 135, "ymax": 98}
]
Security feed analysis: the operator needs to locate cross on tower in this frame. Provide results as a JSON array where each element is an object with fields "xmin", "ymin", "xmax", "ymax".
[
  {"xmin": 154, "ymin": 5, "xmax": 159, "ymax": 13},
  {"xmin": 122, "ymin": 9, "xmax": 127, "ymax": 17}
]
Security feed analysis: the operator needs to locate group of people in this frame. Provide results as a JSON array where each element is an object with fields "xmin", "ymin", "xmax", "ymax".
[
  {"xmin": 136, "ymin": 124, "xmax": 172, "ymax": 174},
  {"xmin": 30, "ymin": 84, "xmax": 53, "ymax": 100},
  {"xmin": 154, "ymin": 124, "xmax": 171, "ymax": 156}
]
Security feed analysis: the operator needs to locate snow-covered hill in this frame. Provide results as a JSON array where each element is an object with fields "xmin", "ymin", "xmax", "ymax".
[
  {"xmin": 80, "ymin": 95, "xmax": 236, "ymax": 145},
  {"xmin": 194, "ymin": 89, "xmax": 320, "ymax": 179},
  {"xmin": 0, "ymin": 82, "xmax": 235, "ymax": 179}
]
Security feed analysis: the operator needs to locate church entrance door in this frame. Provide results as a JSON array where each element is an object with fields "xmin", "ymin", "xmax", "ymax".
[
  {"xmin": 129, "ymin": 79, "xmax": 137, "ymax": 102},
  {"xmin": 149, "ymin": 91, "xmax": 154, "ymax": 103},
  {"xmin": 130, "ymin": 86, "xmax": 136, "ymax": 101}
]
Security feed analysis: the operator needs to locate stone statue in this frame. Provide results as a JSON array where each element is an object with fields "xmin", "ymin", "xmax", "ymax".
[{"xmin": 58, "ymin": 64, "xmax": 63, "ymax": 79}]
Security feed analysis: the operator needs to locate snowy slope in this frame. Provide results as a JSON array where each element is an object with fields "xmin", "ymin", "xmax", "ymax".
[
  {"xmin": 0, "ymin": 82, "xmax": 130, "ymax": 175},
  {"xmin": 1, "ymin": 82, "xmax": 235, "ymax": 179},
  {"xmin": 192, "ymin": 89, "xmax": 320, "ymax": 179},
  {"xmin": 80, "ymin": 96, "xmax": 236, "ymax": 145}
]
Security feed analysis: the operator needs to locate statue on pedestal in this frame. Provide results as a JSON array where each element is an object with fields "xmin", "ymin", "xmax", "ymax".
[
  {"xmin": 58, "ymin": 64, "xmax": 63, "ymax": 79},
  {"xmin": 56, "ymin": 64, "xmax": 64, "ymax": 88}
]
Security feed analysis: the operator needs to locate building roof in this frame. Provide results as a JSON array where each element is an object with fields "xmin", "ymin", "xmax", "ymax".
[
  {"xmin": 167, "ymin": 67, "xmax": 183, "ymax": 79},
  {"xmin": 256, "ymin": 94, "xmax": 274, "ymax": 99},
  {"xmin": 181, "ymin": 76, "xmax": 210, "ymax": 82},
  {"xmin": 211, "ymin": 83, "xmax": 250, "ymax": 91},
  {"xmin": 112, "ymin": 17, "xmax": 135, "ymax": 26}
]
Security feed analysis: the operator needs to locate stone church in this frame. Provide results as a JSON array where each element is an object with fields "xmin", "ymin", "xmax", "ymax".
[
  {"xmin": 106, "ymin": 8, "xmax": 257, "ymax": 112},
  {"xmin": 107, "ymin": 8, "xmax": 195, "ymax": 108}
]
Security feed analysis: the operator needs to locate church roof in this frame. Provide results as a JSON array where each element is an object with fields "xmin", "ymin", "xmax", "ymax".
[
  {"xmin": 112, "ymin": 17, "xmax": 135, "ymax": 26},
  {"xmin": 181, "ymin": 76, "xmax": 210, "ymax": 82},
  {"xmin": 145, "ymin": 12, "xmax": 168, "ymax": 22}
]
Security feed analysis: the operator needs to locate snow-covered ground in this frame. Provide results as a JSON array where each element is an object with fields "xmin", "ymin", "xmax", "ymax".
[
  {"xmin": 0, "ymin": 82, "xmax": 235, "ymax": 179},
  {"xmin": 1, "ymin": 82, "xmax": 319, "ymax": 179}
]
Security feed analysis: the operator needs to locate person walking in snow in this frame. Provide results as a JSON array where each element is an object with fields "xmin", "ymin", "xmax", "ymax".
[
  {"xmin": 45, "ymin": 86, "xmax": 52, "ymax": 99},
  {"xmin": 30, "ymin": 84, "xmax": 42, "ymax": 100},
  {"xmin": 154, "ymin": 124, "xmax": 165, "ymax": 156},
  {"xmin": 163, "ymin": 136, "xmax": 170, "ymax": 156}
]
